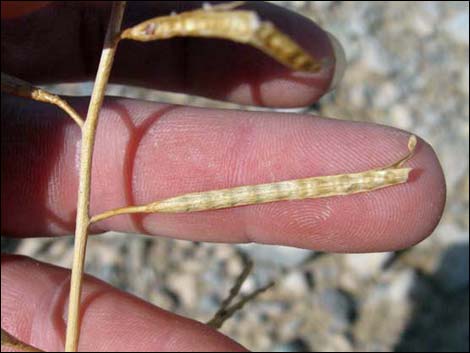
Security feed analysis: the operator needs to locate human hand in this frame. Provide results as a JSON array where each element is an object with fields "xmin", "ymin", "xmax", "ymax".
[{"xmin": 1, "ymin": 2, "xmax": 446, "ymax": 351}]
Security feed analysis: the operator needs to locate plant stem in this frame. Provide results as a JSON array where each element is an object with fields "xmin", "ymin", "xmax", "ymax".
[
  {"xmin": 64, "ymin": 2, "xmax": 126, "ymax": 351},
  {"xmin": 1, "ymin": 72, "xmax": 84, "ymax": 128}
]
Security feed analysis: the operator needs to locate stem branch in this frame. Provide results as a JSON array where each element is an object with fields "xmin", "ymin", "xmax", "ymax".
[
  {"xmin": 1, "ymin": 72, "xmax": 84, "ymax": 128},
  {"xmin": 64, "ymin": 2, "xmax": 126, "ymax": 351}
]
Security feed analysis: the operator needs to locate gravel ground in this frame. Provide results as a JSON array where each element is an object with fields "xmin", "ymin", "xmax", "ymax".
[{"xmin": 2, "ymin": 2, "xmax": 469, "ymax": 352}]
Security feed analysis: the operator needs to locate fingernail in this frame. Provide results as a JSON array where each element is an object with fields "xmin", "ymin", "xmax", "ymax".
[{"xmin": 326, "ymin": 31, "xmax": 347, "ymax": 92}]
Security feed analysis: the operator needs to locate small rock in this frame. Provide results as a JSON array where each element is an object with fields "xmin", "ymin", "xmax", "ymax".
[
  {"xmin": 387, "ymin": 269, "xmax": 416, "ymax": 302},
  {"xmin": 343, "ymin": 252, "xmax": 394, "ymax": 279},
  {"xmin": 390, "ymin": 104, "xmax": 414, "ymax": 130},
  {"xmin": 279, "ymin": 271, "xmax": 309, "ymax": 297},
  {"xmin": 226, "ymin": 257, "xmax": 244, "ymax": 277},
  {"xmin": 166, "ymin": 272, "xmax": 198, "ymax": 308}
]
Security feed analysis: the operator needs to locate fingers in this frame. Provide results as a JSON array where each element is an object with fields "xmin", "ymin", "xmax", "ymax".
[
  {"xmin": 1, "ymin": 1, "xmax": 337, "ymax": 107},
  {"xmin": 1, "ymin": 255, "xmax": 247, "ymax": 352},
  {"xmin": 1, "ymin": 96, "xmax": 446, "ymax": 252}
]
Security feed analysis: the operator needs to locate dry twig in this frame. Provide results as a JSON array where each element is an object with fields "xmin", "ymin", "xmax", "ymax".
[
  {"xmin": 207, "ymin": 260, "xmax": 275, "ymax": 329},
  {"xmin": 1, "ymin": 72, "xmax": 84, "ymax": 128}
]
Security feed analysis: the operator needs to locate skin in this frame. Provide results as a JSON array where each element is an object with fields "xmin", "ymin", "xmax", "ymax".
[{"xmin": 1, "ymin": 2, "xmax": 446, "ymax": 352}]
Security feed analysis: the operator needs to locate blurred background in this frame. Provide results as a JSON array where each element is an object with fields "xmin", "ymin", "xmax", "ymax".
[{"xmin": 2, "ymin": 1, "xmax": 469, "ymax": 351}]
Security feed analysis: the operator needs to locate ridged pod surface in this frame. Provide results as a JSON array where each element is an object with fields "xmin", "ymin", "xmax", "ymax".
[
  {"xmin": 91, "ymin": 136, "xmax": 417, "ymax": 223},
  {"xmin": 120, "ymin": 2, "xmax": 321, "ymax": 72}
]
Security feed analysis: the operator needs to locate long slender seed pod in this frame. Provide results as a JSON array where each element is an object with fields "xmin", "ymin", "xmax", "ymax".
[{"xmin": 91, "ymin": 135, "xmax": 417, "ymax": 224}]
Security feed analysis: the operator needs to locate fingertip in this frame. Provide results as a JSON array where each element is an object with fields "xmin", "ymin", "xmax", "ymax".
[
  {"xmin": 232, "ymin": 2, "xmax": 339, "ymax": 107},
  {"xmin": 361, "ymin": 134, "xmax": 446, "ymax": 252},
  {"xmin": 403, "ymin": 136, "xmax": 446, "ymax": 248}
]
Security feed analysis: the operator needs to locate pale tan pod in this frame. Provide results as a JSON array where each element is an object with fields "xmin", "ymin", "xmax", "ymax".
[
  {"xmin": 119, "ymin": 2, "xmax": 322, "ymax": 73},
  {"xmin": 144, "ymin": 168, "xmax": 412, "ymax": 213},
  {"xmin": 90, "ymin": 135, "xmax": 417, "ymax": 223},
  {"xmin": 121, "ymin": 10, "xmax": 261, "ymax": 43},
  {"xmin": 250, "ymin": 22, "xmax": 322, "ymax": 72}
]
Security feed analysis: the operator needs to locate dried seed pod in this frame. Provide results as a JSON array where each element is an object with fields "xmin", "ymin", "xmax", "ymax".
[
  {"xmin": 120, "ymin": 2, "xmax": 321, "ymax": 72},
  {"xmin": 135, "ymin": 168, "xmax": 411, "ymax": 214},
  {"xmin": 251, "ymin": 22, "xmax": 321, "ymax": 72},
  {"xmin": 90, "ymin": 136, "xmax": 417, "ymax": 224}
]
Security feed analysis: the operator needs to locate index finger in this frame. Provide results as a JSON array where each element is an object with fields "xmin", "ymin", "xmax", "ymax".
[{"xmin": 1, "ymin": 96, "xmax": 446, "ymax": 252}]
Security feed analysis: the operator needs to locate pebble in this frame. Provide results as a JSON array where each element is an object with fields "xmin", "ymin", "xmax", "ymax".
[
  {"xmin": 279, "ymin": 271, "xmax": 309, "ymax": 297},
  {"xmin": 390, "ymin": 104, "xmax": 414, "ymax": 130},
  {"xmin": 343, "ymin": 252, "xmax": 394, "ymax": 279},
  {"xmin": 387, "ymin": 270, "xmax": 416, "ymax": 302},
  {"xmin": 166, "ymin": 272, "xmax": 198, "ymax": 308}
]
